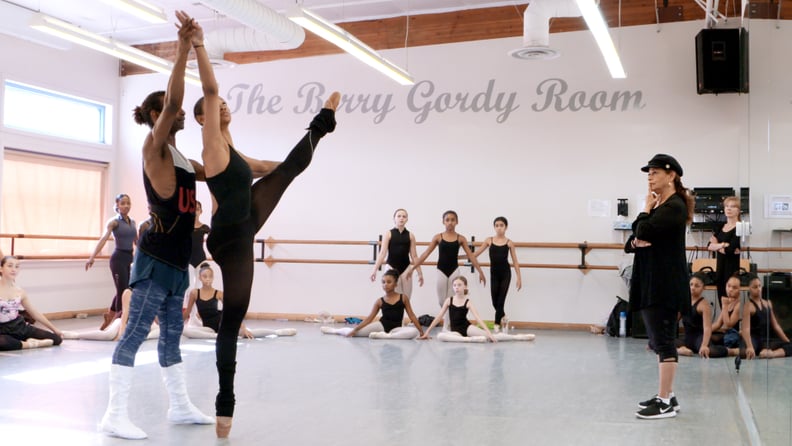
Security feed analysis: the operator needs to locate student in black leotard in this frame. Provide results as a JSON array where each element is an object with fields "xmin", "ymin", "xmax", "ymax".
[
  {"xmin": 407, "ymin": 211, "xmax": 485, "ymax": 330},
  {"xmin": 708, "ymin": 196, "xmax": 741, "ymax": 304},
  {"xmin": 419, "ymin": 276, "xmax": 534, "ymax": 343},
  {"xmin": 370, "ymin": 209, "xmax": 423, "ymax": 297},
  {"xmin": 472, "ymin": 216, "xmax": 523, "ymax": 332},
  {"xmin": 324, "ymin": 269, "xmax": 424, "ymax": 339},
  {"xmin": 710, "ymin": 275, "xmax": 741, "ymax": 347},
  {"xmin": 676, "ymin": 273, "xmax": 728, "ymax": 358},
  {"xmin": 738, "ymin": 275, "xmax": 792, "ymax": 359},
  {"xmin": 182, "ymin": 263, "xmax": 296, "ymax": 339},
  {"xmin": 192, "ymin": 20, "xmax": 339, "ymax": 438}
]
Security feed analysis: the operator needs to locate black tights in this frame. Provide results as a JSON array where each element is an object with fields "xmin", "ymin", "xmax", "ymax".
[
  {"xmin": 490, "ymin": 270, "xmax": 510, "ymax": 325},
  {"xmin": 109, "ymin": 249, "xmax": 132, "ymax": 312},
  {"xmin": 207, "ymin": 110, "xmax": 334, "ymax": 417}
]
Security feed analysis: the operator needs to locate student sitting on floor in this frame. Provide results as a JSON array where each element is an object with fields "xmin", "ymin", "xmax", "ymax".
[
  {"xmin": 322, "ymin": 269, "xmax": 424, "ymax": 339},
  {"xmin": 182, "ymin": 263, "xmax": 296, "ymax": 339},
  {"xmin": 676, "ymin": 273, "xmax": 730, "ymax": 358},
  {"xmin": 419, "ymin": 276, "xmax": 534, "ymax": 343},
  {"xmin": 711, "ymin": 275, "xmax": 742, "ymax": 348},
  {"xmin": 738, "ymin": 274, "xmax": 792, "ymax": 359},
  {"xmin": 0, "ymin": 255, "xmax": 63, "ymax": 350},
  {"xmin": 62, "ymin": 288, "xmax": 160, "ymax": 341}
]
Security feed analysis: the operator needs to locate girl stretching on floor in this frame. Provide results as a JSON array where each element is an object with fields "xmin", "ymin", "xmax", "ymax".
[
  {"xmin": 676, "ymin": 273, "xmax": 728, "ymax": 358},
  {"xmin": 323, "ymin": 269, "xmax": 424, "ymax": 339},
  {"xmin": 62, "ymin": 289, "xmax": 160, "ymax": 341},
  {"xmin": 0, "ymin": 255, "xmax": 63, "ymax": 350},
  {"xmin": 182, "ymin": 263, "xmax": 296, "ymax": 339},
  {"xmin": 419, "ymin": 276, "xmax": 534, "ymax": 343},
  {"xmin": 739, "ymin": 274, "xmax": 792, "ymax": 359}
]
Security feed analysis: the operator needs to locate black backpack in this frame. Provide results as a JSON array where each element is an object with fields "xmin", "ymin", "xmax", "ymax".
[{"xmin": 606, "ymin": 296, "xmax": 631, "ymax": 337}]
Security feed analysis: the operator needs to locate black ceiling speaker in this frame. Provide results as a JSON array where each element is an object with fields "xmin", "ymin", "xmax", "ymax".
[{"xmin": 695, "ymin": 28, "xmax": 749, "ymax": 94}]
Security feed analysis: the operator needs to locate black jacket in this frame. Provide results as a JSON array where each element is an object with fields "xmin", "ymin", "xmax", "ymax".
[{"xmin": 626, "ymin": 193, "xmax": 689, "ymax": 312}]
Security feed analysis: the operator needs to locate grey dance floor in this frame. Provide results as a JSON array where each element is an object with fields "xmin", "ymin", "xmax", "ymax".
[{"xmin": 1, "ymin": 317, "xmax": 790, "ymax": 446}]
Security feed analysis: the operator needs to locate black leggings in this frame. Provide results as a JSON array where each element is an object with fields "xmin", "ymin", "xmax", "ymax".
[
  {"xmin": 0, "ymin": 316, "xmax": 63, "ymax": 351},
  {"xmin": 109, "ymin": 249, "xmax": 133, "ymax": 312},
  {"xmin": 207, "ymin": 110, "xmax": 334, "ymax": 418},
  {"xmin": 642, "ymin": 306, "xmax": 679, "ymax": 362},
  {"xmin": 490, "ymin": 269, "xmax": 510, "ymax": 325},
  {"xmin": 675, "ymin": 334, "xmax": 728, "ymax": 357}
]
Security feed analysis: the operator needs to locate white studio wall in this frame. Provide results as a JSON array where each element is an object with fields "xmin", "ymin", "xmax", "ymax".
[
  {"xmin": 3, "ymin": 19, "xmax": 791, "ymax": 323},
  {"xmin": 0, "ymin": 33, "xmax": 123, "ymax": 312}
]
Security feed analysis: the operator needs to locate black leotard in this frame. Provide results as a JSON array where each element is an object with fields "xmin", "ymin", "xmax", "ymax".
[
  {"xmin": 386, "ymin": 228, "xmax": 411, "ymax": 274},
  {"xmin": 196, "ymin": 289, "xmax": 222, "ymax": 332},
  {"xmin": 437, "ymin": 236, "xmax": 460, "ymax": 277},
  {"xmin": 379, "ymin": 295, "xmax": 405, "ymax": 333},
  {"xmin": 449, "ymin": 298, "xmax": 471, "ymax": 336}
]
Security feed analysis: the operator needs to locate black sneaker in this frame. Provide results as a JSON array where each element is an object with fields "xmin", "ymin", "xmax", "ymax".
[
  {"xmin": 638, "ymin": 394, "xmax": 680, "ymax": 412},
  {"xmin": 636, "ymin": 397, "xmax": 677, "ymax": 419}
]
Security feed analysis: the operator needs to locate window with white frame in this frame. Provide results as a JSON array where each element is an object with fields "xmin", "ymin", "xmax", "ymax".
[
  {"xmin": 2, "ymin": 80, "xmax": 110, "ymax": 144},
  {"xmin": 1, "ymin": 150, "xmax": 106, "ymax": 256}
]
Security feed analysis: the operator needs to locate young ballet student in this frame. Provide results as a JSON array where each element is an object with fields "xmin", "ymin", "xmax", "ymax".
[
  {"xmin": 86, "ymin": 193, "xmax": 137, "ymax": 330},
  {"xmin": 739, "ymin": 274, "xmax": 792, "ymax": 359},
  {"xmin": 406, "ymin": 210, "xmax": 486, "ymax": 330},
  {"xmin": 471, "ymin": 216, "xmax": 522, "ymax": 332},
  {"xmin": 676, "ymin": 273, "xmax": 728, "ymax": 358},
  {"xmin": 419, "ymin": 276, "xmax": 534, "ymax": 343},
  {"xmin": 323, "ymin": 269, "xmax": 424, "ymax": 339},
  {"xmin": 711, "ymin": 275, "xmax": 742, "ymax": 348},
  {"xmin": 0, "ymin": 255, "xmax": 63, "ymax": 351},
  {"xmin": 101, "ymin": 12, "xmax": 213, "ymax": 440},
  {"xmin": 62, "ymin": 288, "xmax": 160, "ymax": 342},
  {"xmin": 192, "ymin": 15, "xmax": 340, "ymax": 437},
  {"xmin": 370, "ymin": 209, "xmax": 423, "ymax": 297},
  {"xmin": 182, "ymin": 263, "xmax": 296, "ymax": 339}
]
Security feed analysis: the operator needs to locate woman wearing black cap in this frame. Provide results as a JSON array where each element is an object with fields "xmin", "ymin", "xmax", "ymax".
[{"xmin": 626, "ymin": 153, "xmax": 693, "ymax": 420}]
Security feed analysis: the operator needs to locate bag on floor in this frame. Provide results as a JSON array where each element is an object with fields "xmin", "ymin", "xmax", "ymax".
[
  {"xmin": 418, "ymin": 314, "xmax": 434, "ymax": 327},
  {"xmin": 606, "ymin": 296, "xmax": 630, "ymax": 337}
]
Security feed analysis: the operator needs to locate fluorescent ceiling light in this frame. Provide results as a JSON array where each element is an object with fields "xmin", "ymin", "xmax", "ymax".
[
  {"xmin": 99, "ymin": 0, "xmax": 167, "ymax": 24},
  {"xmin": 287, "ymin": 6, "xmax": 414, "ymax": 86},
  {"xmin": 575, "ymin": 0, "xmax": 626, "ymax": 79},
  {"xmin": 29, "ymin": 13, "xmax": 200, "ymax": 86}
]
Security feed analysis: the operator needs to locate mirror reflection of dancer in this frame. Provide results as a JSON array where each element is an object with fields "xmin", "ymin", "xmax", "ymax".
[
  {"xmin": 739, "ymin": 274, "xmax": 792, "ymax": 359},
  {"xmin": 323, "ymin": 269, "xmax": 424, "ymax": 339},
  {"xmin": 419, "ymin": 276, "xmax": 534, "ymax": 342},
  {"xmin": 191, "ymin": 18, "xmax": 340, "ymax": 438},
  {"xmin": 627, "ymin": 154, "xmax": 692, "ymax": 420},
  {"xmin": 182, "ymin": 263, "xmax": 297, "ymax": 339},
  {"xmin": 370, "ymin": 209, "xmax": 423, "ymax": 297},
  {"xmin": 0, "ymin": 255, "xmax": 63, "ymax": 350},
  {"xmin": 406, "ymin": 210, "xmax": 485, "ymax": 331},
  {"xmin": 471, "ymin": 216, "xmax": 522, "ymax": 332},
  {"xmin": 100, "ymin": 12, "xmax": 213, "ymax": 440},
  {"xmin": 86, "ymin": 193, "xmax": 137, "ymax": 330}
]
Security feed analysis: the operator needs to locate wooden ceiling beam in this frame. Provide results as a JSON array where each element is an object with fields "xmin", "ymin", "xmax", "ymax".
[{"xmin": 121, "ymin": 0, "xmax": 790, "ymax": 76}]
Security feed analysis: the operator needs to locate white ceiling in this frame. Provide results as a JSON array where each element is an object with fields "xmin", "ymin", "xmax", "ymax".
[{"xmin": 0, "ymin": 0, "xmax": 522, "ymax": 46}]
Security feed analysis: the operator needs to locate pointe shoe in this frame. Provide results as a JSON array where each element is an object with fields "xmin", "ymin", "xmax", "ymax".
[
  {"xmin": 24, "ymin": 338, "xmax": 54, "ymax": 349},
  {"xmin": 61, "ymin": 330, "xmax": 80, "ymax": 340},
  {"xmin": 99, "ymin": 310, "xmax": 115, "ymax": 330},
  {"xmin": 324, "ymin": 91, "xmax": 340, "ymax": 111},
  {"xmin": 216, "ymin": 416, "xmax": 232, "ymax": 438},
  {"xmin": 275, "ymin": 328, "xmax": 297, "ymax": 336},
  {"xmin": 368, "ymin": 332, "xmax": 388, "ymax": 339},
  {"xmin": 320, "ymin": 326, "xmax": 335, "ymax": 334},
  {"xmin": 466, "ymin": 336, "xmax": 487, "ymax": 343},
  {"xmin": 514, "ymin": 333, "xmax": 536, "ymax": 341}
]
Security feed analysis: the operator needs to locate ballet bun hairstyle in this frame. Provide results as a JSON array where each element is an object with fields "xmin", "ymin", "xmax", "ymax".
[
  {"xmin": 383, "ymin": 269, "xmax": 400, "ymax": 281},
  {"xmin": 133, "ymin": 91, "xmax": 165, "ymax": 128},
  {"xmin": 493, "ymin": 216, "xmax": 508, "ymax": 227}
]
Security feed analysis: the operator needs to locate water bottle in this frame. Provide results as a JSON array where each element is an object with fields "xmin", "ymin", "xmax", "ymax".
[{"xmin": 619, "ymin": 311, "xmax": 627, "ymax": 337}]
